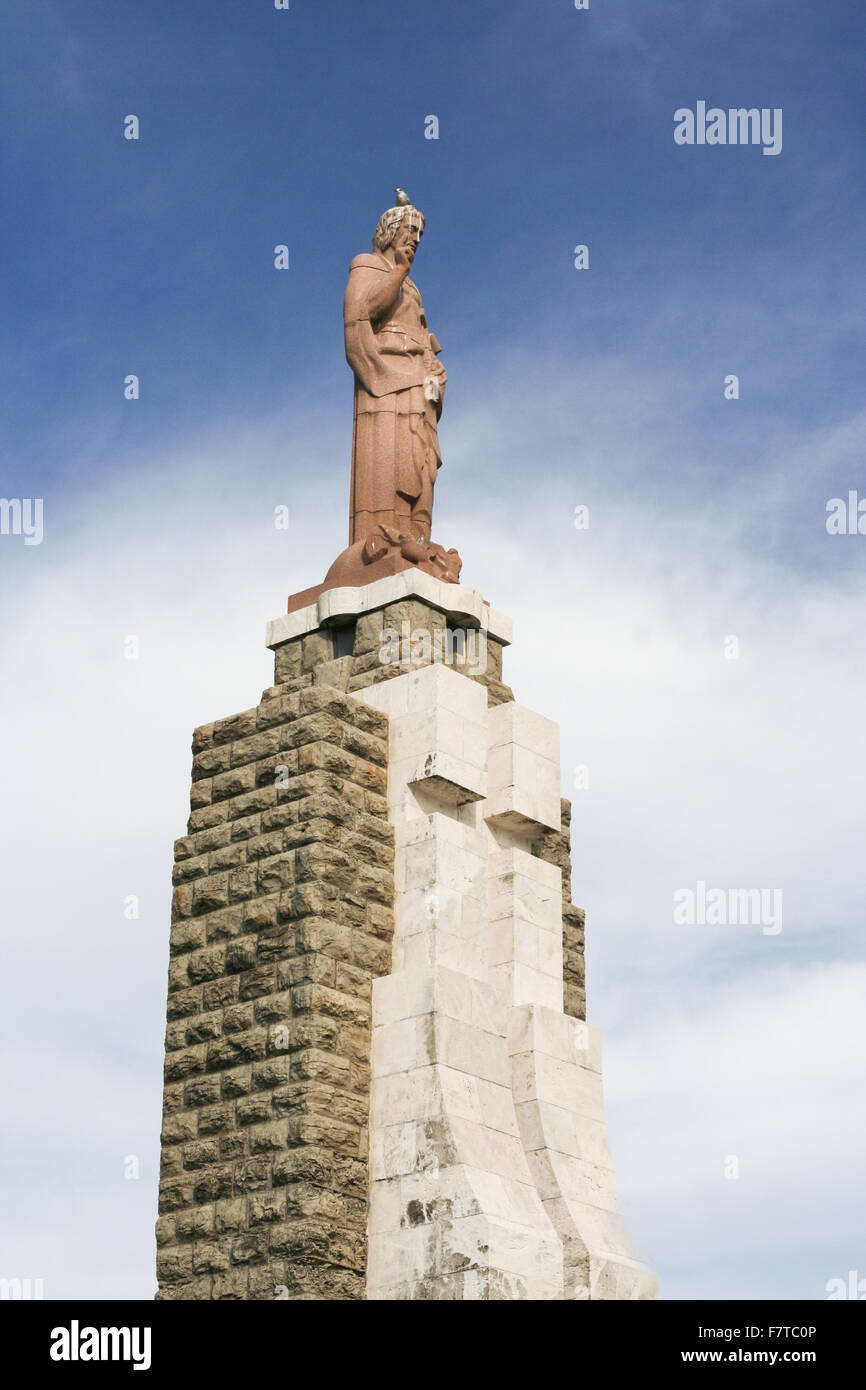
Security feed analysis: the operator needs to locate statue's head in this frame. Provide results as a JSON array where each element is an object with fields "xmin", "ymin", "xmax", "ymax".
[{"xmin": 373, "ymin": 201, "xmax": 426, "ymax": 254}]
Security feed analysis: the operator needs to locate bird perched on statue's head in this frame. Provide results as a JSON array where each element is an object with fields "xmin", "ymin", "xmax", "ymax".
[{"xmin": 394, "ymin": 187, "xmax": 412, "ymax": 206}]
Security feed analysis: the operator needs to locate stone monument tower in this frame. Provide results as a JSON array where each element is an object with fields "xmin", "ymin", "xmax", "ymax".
[{"xmin": 155, "ymin": 191, "xmax": 657, "ymax": 1301}]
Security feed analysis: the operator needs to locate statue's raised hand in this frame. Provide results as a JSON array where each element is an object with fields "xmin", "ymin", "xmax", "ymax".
[{"xmin": 393, "ymin": 241, "xmax": 415, "ymax": 274}]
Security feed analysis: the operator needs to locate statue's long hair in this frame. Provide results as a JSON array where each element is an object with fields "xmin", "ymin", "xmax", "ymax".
[{"xmin": 373, "ymin": 205, "xmax": 425, "ymax": 252}]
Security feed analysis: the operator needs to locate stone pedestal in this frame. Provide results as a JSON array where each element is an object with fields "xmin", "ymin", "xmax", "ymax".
[{"xmin": 156, "ymin": 571, "xmax": 656, "ymax": 1300}]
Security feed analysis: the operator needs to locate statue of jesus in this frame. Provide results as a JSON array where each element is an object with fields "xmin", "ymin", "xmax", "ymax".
[{"xmin": 343, "ymin": 191, "xmax": 447, "ymax": 547}]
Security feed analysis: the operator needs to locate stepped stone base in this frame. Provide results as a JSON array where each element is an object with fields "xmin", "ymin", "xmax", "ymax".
[
  {"xmin": 268, "ymin": 569, "xmax": 516, "ymax": 708},
  {"xmin": 156, "ymin": 572, "xmax": 655, "ymax": 1300}
]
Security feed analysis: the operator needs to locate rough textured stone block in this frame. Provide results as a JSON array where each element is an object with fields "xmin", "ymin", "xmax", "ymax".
[{"xmin": 156, "ymin": 666, "xmax": 394, "ymax": 1301}]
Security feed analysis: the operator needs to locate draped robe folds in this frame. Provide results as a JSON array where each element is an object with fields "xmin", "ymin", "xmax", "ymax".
[{"xmin": 343, "ymin": 252, "xmax": 446, "ymax": 544}]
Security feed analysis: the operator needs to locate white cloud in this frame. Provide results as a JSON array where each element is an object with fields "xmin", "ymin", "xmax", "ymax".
[
  {"xmin": 606, "ymin": 961, "xmax": 866, "ymax": 1300},
  {"xmin": 1, "ymin": 362, "xmax": 864, "ymax": 1299}
]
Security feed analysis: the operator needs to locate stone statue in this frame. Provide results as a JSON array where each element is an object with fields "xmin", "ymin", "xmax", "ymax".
[
  {"xmin": 345, "ymin": 190, "xmax": 446, "ymax": 545},
  {"xmin": 320, "ymin": 190, "xmax": 462, "ymax": 593}
]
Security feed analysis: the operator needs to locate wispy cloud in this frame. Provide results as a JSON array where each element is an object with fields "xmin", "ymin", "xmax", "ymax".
[{"xmin": 2, "ymin": 344, "xmax": 864, "ymax": 1295}]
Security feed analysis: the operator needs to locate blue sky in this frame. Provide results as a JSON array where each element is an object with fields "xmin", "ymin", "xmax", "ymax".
[
  {"xmin": 1, "ymin": 0, "xmax": 865, "ymax": 1301},
  {"xmin": 4, "ymin": 0, "xmax": 865, "ymax": 494}
]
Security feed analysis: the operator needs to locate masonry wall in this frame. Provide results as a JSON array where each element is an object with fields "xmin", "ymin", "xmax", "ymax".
[
  {"xmin": 156, "ymin": 685, "xmax": 393, "ymax": 1300},
  {"xmin": 273, "ymin": 597, "xmax": 515, "ymax": 707},
  {"xmin": 157, "ymin": 595, "xmax": 590, "ymax": 1298},
  {"xmin": 353, "ymin": 643, "xmax": 655, "ymax": 1298},
  {"xmin": 273, "ymin": 598, "xmax": 586, "ymax": 1018}
]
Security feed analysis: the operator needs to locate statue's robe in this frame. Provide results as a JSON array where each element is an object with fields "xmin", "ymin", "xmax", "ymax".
[{"xmin": 343, "ymin": 252, "xmax": 445, "ymax": 544}]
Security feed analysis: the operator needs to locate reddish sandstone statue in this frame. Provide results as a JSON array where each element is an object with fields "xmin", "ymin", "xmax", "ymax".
[
  {"xmin": 344, "ymin": 193, "xmax": 447, "ymax": 545},
  {"xmin": 315, "ymin": 191, "xmax": 462, "ymax": 596}
]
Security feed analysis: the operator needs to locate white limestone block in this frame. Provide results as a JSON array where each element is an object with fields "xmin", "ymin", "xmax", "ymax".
[
  {"xmin": 490, "ymin": 914, "xmax": 539, "ymax": 969},
  {"xmin": 367, "ymin": 1220, "xmax": 440, "ymax": 1288},
  {"xmin": 352, "ymin": 621, "xmax": 655, "ymax": 1301},
  {"xmin": 489, "ymin": 702, "xmax": 559, "ymax": 761},
  {"xmin": 506, "ymin": 1004, "xmax": 657, "ymax": 1301},
  {"xmin": 363, "ymin": 664, "xmax": 489, "ymax": 804},
  {"xmin": 537, "ymin": 925, "xmax": 563, "ymax": 980},
  {"xmin": 468, "ymin": 976, "xmax": 510, "ymax": 1037},
  {"xmin": 487, "ymin": 850, "xmax": 563, "ymax": 1007},
  {"xmin": 515, "ymin": 1094, "xmax": 608, "ymax": 1157},
  {"xmin": 484, "ymin": 702, "xmax": 561, "ymax": 833},
  {"xmin": 447, "ymin": 1117, "xmax": 538, "ymax": 1183},
  {"xmin": 546, "ymin": 1197, "xmax": 637, "ymax": 1261},
  {"xmin": 264, "ymin": 602, "xmax": 318, "ymax": 647},
  {"xmin": 401, "ymin": 824, "xmax": 479, "ymax": 896},
  {"xmin": 547, "ymin": 1151, "xmax": 620, "ymax": 1206},
  {"xmin": 370, "ymin": 1120, "xmax": 424, "ymax": 1182},
  {"xmin": 266, "ymin": 569, "xmax": 514, "ymax": 648},
  {"xmin": 374, "ymin": 967, "xmax": 510, "ymax": 1050},
  {"xmin": 435, "ymin": 1016, "xmax": 510, "ymax": 1086},
  {"xmin": 390, "ymin": 816, "xmax": 489, "ymax": 979},
  {"xmin": 491, "ymin": 962, "xmax": 563, "ymax": 1012},
  {"xmin": 482, "ymin": 1213, "xmax": 563, "ymax": 1290},
  {"xmin": 361, "ymin": 676, "xmax": 410, "ymax": 719},
  {"xmin": 371, "ymin": 1015, "xmax": 435, "ymax": 1078},
  {"xmin": 489, "ymin": 847, "xmax": 562, "ymax": 929},
  {"xmin": 372, "ymin": 967, "xmax": 439, "ymax": 1029},
  {"xmin": 367, "ymin": 961, "xmax": 564, "ymax": 1300},
  {"xmin": 508, "ymin": 1003, "xmax": 602, "ymax": 1074},
  {"xmin": 478, "ymin": 1077, "xmax": 525, "ymax": 1137},
  {"xmin": 511, "ymin": 1050, "xmax": 606, "ymax": 1119}
]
